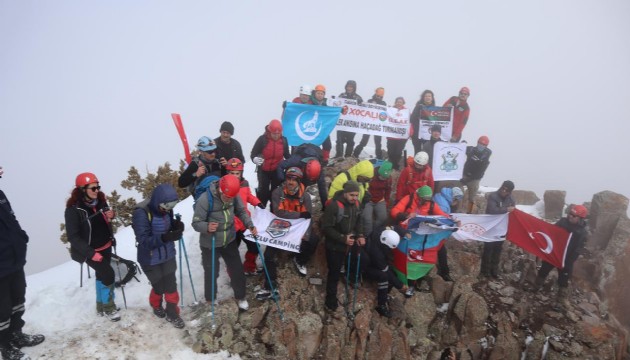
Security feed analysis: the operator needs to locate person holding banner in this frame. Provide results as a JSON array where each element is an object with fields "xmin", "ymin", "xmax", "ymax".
[
  {"xmin": 250, "ymin": 120, "xmax": 291, "ymax": 208},
  {"xmin": 178, "ymin": 136, "xmax": 222, "ymax": 191},
  {"xmin": 461, "ymin": 136, "xmax": 492, "ymax": 214},
  {"xmin": 214, "ymin": 122, "xmax": 246, "ymax": 176},
  {"xmin": 395, "ymin": 151, "xmax": 435, "ymax": 203},
  {"xmin": 443, "ymin": 87, "xmax": 471, "ymax": 143},
  {"xmin": 386, "ymin": 97, "xmax": 408, "ymax": 170},
  {"xmin": 335, "ymin": 80, "xmax": 364, "ymax": 158},
  {"xmin": 410, "ymin": 90, "xmax": 436, "ymax": 155},
  {"xmin": 308, "ymin": 84, "xmax": 332, "ymax": 164},
  {"xmin": 419, "ymin": 124, "xmax": 445, "ymax": 168},
  {"xmin": 294, "ymin": 85, "xmax": 313, "ymax": 105},
  {"xmin": 321, "ymin": 181, "xmax": 365, "ymax": 314},
  {"xmin": 276, "ymin": 143, "xmax": 327, "ymax": 207},
  {"xmin": 532, "ymin": 205, "xmax": 588, "ymax": 310},
  {"xmin": 431, "ymin": 187, "xmax": 464, "ymax": 282},
  {"xmin": 479, "ymin": 181, "xmax": 515, "ymax": 279},
  {"xmin": 353, "ymin": 87, "xmax": 387, "ymax": 159}
]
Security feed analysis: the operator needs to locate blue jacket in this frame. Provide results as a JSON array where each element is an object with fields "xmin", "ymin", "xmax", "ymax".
[
  {"xmin": 132, "ymin": 184, "xmax": 179, "ymax": 266},
  {"xmin": 0, "ymin": 190, "xmax": 28, "ymax": 277},
  {"xmin": 433, "ymin": 188, "xmax": 454, "ymax": 214}
]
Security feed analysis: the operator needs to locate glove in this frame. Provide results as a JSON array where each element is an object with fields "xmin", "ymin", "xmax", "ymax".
[
  {"xmin": 257, "ymin": 203, "xmax": 265, "ymax": 209},
  {"xmin": 162, "ymin": 229, "xmax": 184, "ymax": 242},
  {"xmin": 299, "ymin": 212, "xmax": 312, "ymax": 219},
  {"xmin": 172, "ymin": 219, "xmax": 185, "ymax": 232},
  {"xmin": 91, "ymin": 252, "xmax": 103, "ymax": 262},
  {"xmin": 282, "ymin": 100, "xmax": 287, "ymax": 109},
  {"xmin": 253, "ymin": 157, "xmax": 264, "ymax": 166},
  {"xmin": 395, "ymin": 213, "xmax": 408, "ymax": 222}
]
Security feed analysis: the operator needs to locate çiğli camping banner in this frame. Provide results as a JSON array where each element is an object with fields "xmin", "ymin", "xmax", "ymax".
[{"xmin": 243, "ymin": 207, "xmax": 310, "ymax": 253}]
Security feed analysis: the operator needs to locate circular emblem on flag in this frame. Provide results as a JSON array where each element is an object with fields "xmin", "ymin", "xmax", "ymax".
[{"xmin": 379, "ymin": 112, "xmax": 387, "ymax": 122}]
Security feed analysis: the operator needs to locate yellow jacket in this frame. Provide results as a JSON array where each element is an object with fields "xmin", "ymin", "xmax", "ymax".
[{"xmin": 327, "ymin": 160, "xmax": 374, "ymax": 202}]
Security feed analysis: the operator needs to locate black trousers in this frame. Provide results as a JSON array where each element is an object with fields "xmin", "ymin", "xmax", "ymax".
[
  {"xmin": 295, "ymin": 232, "xmax": 320, "ymax": 266},
  {"xmin": 537, "ymin": 247, "xmax": 580, "ymax": 288},
  {"xmin": 256, "ymin": 170, "xmax": 282, "ymax": 208},
  {"xmin": 86, "ymin": 248, "xmax": 114, "ymax": 286},
  {"xmin": 437, "ymin": 245, "xmax": 450, "ymax": 276},
  {"xmin": 200, "ymin": 240, "xmax": 246, "ymax": 301},
  {"xmin": 480, "ymin": 241, "xmax": 503, "ymax": 276},
  {"xmin": 0, "ymin": 269, "xmax": 26, "ymax": 345},
  {"xmin": 387, "ymin": 139, "xmax": 407, "ymax": 170},
  {"xmin": 354, "ymin": 135, "xmax": 383, "ymax": 158},
  {"xmin": 335, "ymin": 131, "xmax": 356, "ymax": 157}
]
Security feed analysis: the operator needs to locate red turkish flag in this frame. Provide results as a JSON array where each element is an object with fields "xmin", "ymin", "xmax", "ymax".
[{"xmin": 506, "ymin": 209, "xmax": 572, "ymax": 269}]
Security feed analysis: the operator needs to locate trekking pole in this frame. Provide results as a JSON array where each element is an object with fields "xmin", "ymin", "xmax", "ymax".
[
  {"xmin": 176, "ymin": 214, "xmax": 198, "ymax": 304},
  {"xmin": 80, "ymin": 263, "xmax": 84, "ymax": 287},
  {"xmin": 210, "ymin": 234, "xmax": 217, "ymax": 330},
  {"xmin": 179, "ymin": 238, "xmax": 184, "ymax": 306},
  {"xmin": 112, "ymin": 241, "xmax": 128, "ymax": 309},
  {"xmin": 344, "ymin": 244, "xmax": 352, "ymax": 317},
  {"xmin": 351, "ymin": 245, "xmax": 361, "ymax": 319},
  {"xmin": 253, "ymin": 234, "xmax": 285, "ymax": 321}
]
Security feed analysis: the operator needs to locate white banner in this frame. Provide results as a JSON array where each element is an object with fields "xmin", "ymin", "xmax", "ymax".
[
  {"xmin": 432, "ymin": 142, "xmax": 466, "ymax": 181},
  {"xmin": 327, "ymin": 97, "xmax": 410, "ymax": 139},
  {"xmin": 243, "ymin": 208, "xmax": 310, "ymax": 253},
  {"xmin": 450, "ymin": 213, "xmax": 508, "ymax": 242},
  {"xmin": 418, "ymin": 106, "xmax": 454, "ymax": 141}
]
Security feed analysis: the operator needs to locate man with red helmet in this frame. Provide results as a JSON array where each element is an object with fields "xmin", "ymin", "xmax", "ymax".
[
  {"xmin": 443, "ymin": 87, "xmax": 471, "ymax": 142},
  {"xmin": 250, "ymin": 120, "xmax": 291, "ymax": 208},
  {"xmin": 276, "ymin": 143, "xmax": 328, "ymax": 207},
  {"xmin": 225, "ymin": 158, "xmax": 265, "ymax": 276},
  {"xmin": 461, "ymin": 135, "xmax": 492, "ymax": 214},
  {"xmin": 532, "ymin": 204, "xmax": 589, "ymax": 310},
  {"xmin": 192, "ymin": 174, "xmax": 258, "ymax": 311}
]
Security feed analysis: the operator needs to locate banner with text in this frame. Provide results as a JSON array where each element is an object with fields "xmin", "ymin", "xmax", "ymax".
[
  {"xmin": 243, "ymin": 208, "xmax": 310, "ymax": 253},
  {"xmin": 419, "ymin": 106, "xmax": 454, "ymax": 141},
  {"xmin": 328, "ymin": 97, "xmax": 410, "ymax": 139},
  {"xmin": 432, "ymin": 142, "xmax": 466, "ymax": 181}
]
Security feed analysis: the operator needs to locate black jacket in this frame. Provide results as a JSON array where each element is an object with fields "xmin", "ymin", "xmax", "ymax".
[
  {"xmin": 64, "ymin": 198, "xmax": 112, "ymax": 263},
  {"xmin": 178, "ymin": 156, "xmax": 223, "ymax": 189},
  {"xmin": 463, "ymin": 146, "xmax": 492, "ymax": 180},
  {"xmin": 214, "ymin": 137, "xmax": 245, "ymax": 176},
  {"xmin": 0, "ymin": 190, "xmax": 28, "ymax": 277}
]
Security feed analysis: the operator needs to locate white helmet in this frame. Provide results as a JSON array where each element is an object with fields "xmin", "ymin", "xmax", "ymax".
[
  {"xmin": 300, "ymin": 84, "xmax": 312, "ymax": 96},
  {"xmin": 414, "ymin": 151, "xmax": 429, "ymax": 166},
  {"xmin": 380, "ymin": 229, "xmax": 400, "ymax": 249}
]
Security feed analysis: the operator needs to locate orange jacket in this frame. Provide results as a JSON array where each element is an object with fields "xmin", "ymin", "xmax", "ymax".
[{"xmin": 391, "ymin": 193, "xmax": 448, "ymax": 227}]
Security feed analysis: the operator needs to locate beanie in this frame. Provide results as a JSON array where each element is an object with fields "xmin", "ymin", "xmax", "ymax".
[
  {"xmin": 220, "ymin": 121, "xmax": 234, "ymax": 135},
  {"xmin": 343, "ymin": 180, "xmax": 361, "ymax": 193},
  {"xmin": 416, "ymin": 185, "xmax": 433, "ymax": 200},
  {"xmin": 378, "ymin": 161, "xmax": 393, "ymax": 179},
  {"xmin": 501, "ymin": 180, "xmax": 515, "ymax": 192}
]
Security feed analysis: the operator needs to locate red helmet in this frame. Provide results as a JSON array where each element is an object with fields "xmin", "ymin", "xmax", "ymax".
[
  {"xmin": 570, "ymin": 205, "xmax": 588, "ymax": 219},
  {"xmin": 219, "ymin": 175, "xmax": 240, "ymax": 198},
  {"xmin": 225, "ymin": 158, "xmax": 244, "ymax": 171},
  {"xmin": 304, "ymin": 159, "xmax": 321, "ymax": 181},
  {"xmin": 478, "ymin": 136, "xmax": 490, "ymax": 146},
  {"xmin": 75, "ymin": 172, "xmax": 99, "ymax": 188},
  {"xmin": 285, "ymin": 167, "xmax": 303, "ymax": 180},
  {"xmin": 268, "ymin": 119, "xmax": 283, "ymax": 134}
]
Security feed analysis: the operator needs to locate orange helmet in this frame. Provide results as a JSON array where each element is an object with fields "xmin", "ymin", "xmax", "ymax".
[
  {"xmin": 268, "ymin": 119, "xmax": 283, "ymax": 134},
  {"xmin": 314, "ymin": 84, "xmax": 326, "ymax": 93},
  {"xmin": 478, "ymin": 136, "xmax": 490, "ymax": 146},
  {"xmin": 219, "ymin": 175, "xmax": 240, "ymax": 198},
  {"xmin": 225, "ymin": 158, "xmax": 244, "ymax": 171},
  {"xmin": 75, "ymin": 172, "xmax": 99, "ymax": 188},
  {"xmin": 570, "ymin": 205, "xmax": 588, "ymax": 219},
  {"xmin": 304, "ymin": 159, "xmax": 321, "ymax": 181}
]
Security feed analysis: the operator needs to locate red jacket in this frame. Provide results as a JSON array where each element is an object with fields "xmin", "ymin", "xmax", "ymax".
[
  {"xmin": 234, "ymin": 179, "xmax": 261, "ymax": 232},
  {"xmin": 443, "ymin": 96, "xmax": 470, "ymax": 141},
  {"xmin": 391, "ymin": 193, "xmax": 448, "ymax": 228},
  {"xmin": 367, "ymin": 167, "xmax": 392, "ymax": 205},
  {"xmin": 292, "ymin": 96, "xmax": 313, "ymax": 104},
  {"xmin": 395, "ymin": 165, "xmax": 434, "ymax": 202}
]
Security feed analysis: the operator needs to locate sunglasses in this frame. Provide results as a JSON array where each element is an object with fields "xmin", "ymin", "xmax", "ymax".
[
  {"xmin": 159, "ymin": 200, "xmax": 179, "ymax": 211},
  {"xmin": 86, "ymin": 186, "xmax": 101, "ymax": 192}
]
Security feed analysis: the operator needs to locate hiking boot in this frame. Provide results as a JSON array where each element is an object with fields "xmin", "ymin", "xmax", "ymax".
[
  {"xmin": 255, "ymin": 289, "xmax": 278, "ymax": 301},
  {"xmin": 10, "ymin": 331, "xmax": 45, "ymax": 348},
  {"xmin": 244, "ymin": 270, "xmax": 259, "ymax": 276},
  {"xmin": 552, "ymin": 287, "xmax": 570, "ymax": 311},
  {"xmin": 237, "ymin": 299, "xmax": 249, "ymax": 311},
  {"xmin": 153, "ymin": 307, "xmax": 167, "ymax": 318},
  {"xmin": 0, "ymin": 342, "xmax": 28, "ymax": 360},
  {"xmin": 166, "ymin": 315, "xmax": 185, "ymax": 329},
  {"xmin": 404, "ymin": 287, "xmax": 415, "ymax": 298},
  {"xmin": 375, "ymin": 304, "xmax": 392, "ymax": 318},
  {"xmin": 104, "ymin": 309, "xmax": 121, "ymax": 322},
  {"xmin": 293, "ymin": 257, "xmax": 307, "ymax": 276}
]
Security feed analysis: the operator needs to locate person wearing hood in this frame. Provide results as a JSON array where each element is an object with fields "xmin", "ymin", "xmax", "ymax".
[
  {"xmin": 65, "ymin": 172, "xmax": 121, "ymax": 321},
  {"xmin": 132, "ymin": 184, "xmax": 185, "ymax": 328},
  {"xmin": 409, "ymin": 90, "xmax": 436, "ymax": 155},
  {"xmin": 214, "ymin": 122, "xmax": 246, "ymax": 176},
  {"xmin": 386, "ymin": 96, "xmax": 409, "ymax": 170},
  {"xmin": 443, "ymin": 87, "xmax": 471, "ymax": 142},
  {"xmin": 335, "ymin": 80, "xmax": 364, "ymax": 158},
  {"xmin": 461, "ymin": 136, "xmax": 492, "ymax": 214},
  {"xmin": 362, "ymin": 161, "xmax": 393, "ymax": 237},
  {"xmin": 178, "ymin": 136, "xmax": 223, "ymax": 191},
  {"xmin": 327, "ymin": 159, "xmax": 374, "ymax": 205},
  {"xmin": 0, "ymin": 167, "xmax": 45, "ymax": 360},
  {"xmin": 353, "ymin": 87, "xmax": 387, "ymax": 159},
  {"xmin": 192, "ymin": 175, "xmax": 258, "ymax": 312},
  {"xmin": 250, "ymin": 119, "xmax": 291, "ymax": 208},
  {"xmin": 431, "ymin": 187, "xmax": 464, "ymax": 282}
]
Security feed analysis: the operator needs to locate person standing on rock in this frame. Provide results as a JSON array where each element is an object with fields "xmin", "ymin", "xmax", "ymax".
[
  {"xmin": 479, "ymin": 180, "xmax": 515, "ymax": 279},
  {"xmin": 214, "ymin": 121, "xmax": 246, "ymax": 176},
  {"xmin": 460, "ymin": 135, "xmax": 492, "ymax": 214},
  {"xmin": 443, "ymin": 86, "xmax": 470, "ymax": 143},
  {"xmin": 250, "ymin": 119, "xmax": 291, "ymax": 208},
  {"xmin": 353, "ymin": 87, "xmax": 387, "ymax": 159},
  {"xmin": 532, "ymin": 204, "xmax": 588, "ymax": 310},
  {"xmin": 335, "ymin": 80, "xmax": 364, "ymax": 158}
]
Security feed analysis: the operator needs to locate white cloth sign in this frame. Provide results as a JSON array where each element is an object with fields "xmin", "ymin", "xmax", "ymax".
[
  {"xmin": 328, "ymin": 97, "xmax": 410, "ymax": 139},
  {"xmin": 432, "ymin": 142, "xmax": 466, "ymax": 181},
  {"xmin": 418, "ymin": 106, "xmax": 454, "ymax": 141},
  {"xmin": 243, "ymin": 208, "xmax": 310, "ymax": 253},
  {"xmin": 450, "ymin": 213, "xmax": 508, "ymax": 242}
]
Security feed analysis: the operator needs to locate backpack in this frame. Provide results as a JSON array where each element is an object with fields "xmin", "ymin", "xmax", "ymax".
[
  {"xmin": 295, "ymin": 143, "xmax": 323, "ymax": 163},
  {"xmin": 193, "ymin": 175, "xmax": 220, "ymax": 204},
  {"xmin": 324, "ymin": 194, "xmax": 360, "ymax": 225},
  {"xmin": 111, "ymin": 254, "xmax": 142, "ymax": 287}
]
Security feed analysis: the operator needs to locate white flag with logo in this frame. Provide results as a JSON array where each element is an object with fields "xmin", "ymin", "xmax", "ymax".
[
  {"xmin": 243, "ymin": 208, "xmax": 310, "ymax": 253},
  {"xmin": 450, "ymin": 213, "xmax": 508, "ymax": 242}
]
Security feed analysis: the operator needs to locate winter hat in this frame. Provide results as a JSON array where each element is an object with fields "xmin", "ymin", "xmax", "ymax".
[
  {"xmin": 500, "ymin": 180, "xmax": 515, "ymax": 192},
  {"xmin": 343, "ymin": 180, "xmax": 361, "ymax": 193},
  {"xmin": 345, "ymin": 80, "xmax": 357, "ymax": 90},
  {"xmin": 416, "ymin": 185, "xmax": 433, "ymax": 200},
  {"xmin": 220, "ymin": 121, "xmax": 234, "ymax": 135},
  {"xmin": 378, "ymin": 161, "xmax": 393, "ymax": 179},
  {"xmin": 452, "ymin": 187, "xmax": 464, "ymax": 200}
]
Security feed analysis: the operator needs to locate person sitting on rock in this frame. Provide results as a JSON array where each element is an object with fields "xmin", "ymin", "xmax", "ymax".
[
  {"xmin": 362, "ymin": 161, "xmax": 393, "ymax": 238},
  {"xmin": 532, "ymin": 204, "xmax": 588, "ymax": 311},
  {"xmin": 327, "ymin": 159, "xmax": 374, "ymax": 206},
  {"xmin": 395, "ymin": 151, "xmax": 434, "ymax": 203}
]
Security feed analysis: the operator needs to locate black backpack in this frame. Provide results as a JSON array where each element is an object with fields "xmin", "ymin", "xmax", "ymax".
[{"xmin": 111, "ymin": 253, "xmax": 142, "ymax": 287}]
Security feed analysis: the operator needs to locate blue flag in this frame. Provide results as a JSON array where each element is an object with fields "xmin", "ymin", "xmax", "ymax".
[{"xmin": 281, "ymin": 103, "xmax": 341, "ymax": 146}]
